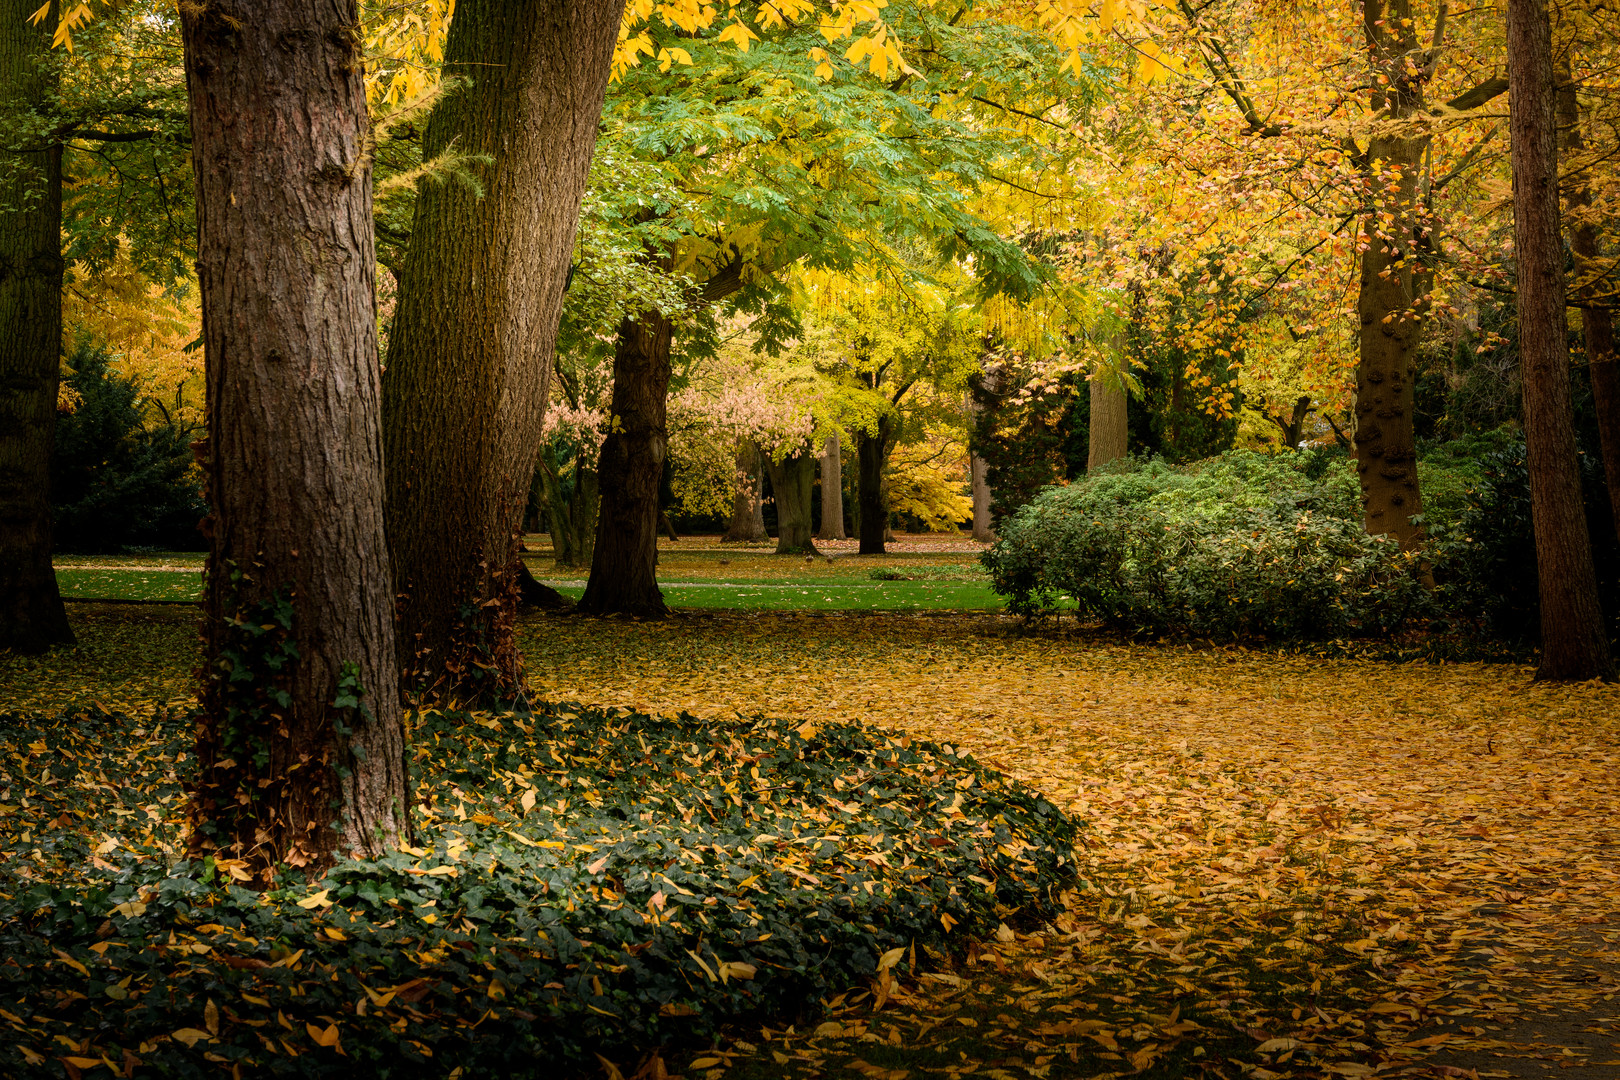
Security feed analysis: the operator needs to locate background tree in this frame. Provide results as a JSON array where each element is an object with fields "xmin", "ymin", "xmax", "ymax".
[{"xmin": 182, "ymin": 0, "xmax": 408, "ymax": 880}]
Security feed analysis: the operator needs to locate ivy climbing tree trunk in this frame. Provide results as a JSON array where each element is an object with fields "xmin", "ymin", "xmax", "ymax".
[
  {"xmin": 578, "ymin": 311, "xmax": 672, "ymax": 617},
  {"xmin": 382, "ymin": 0, "xmax": 623, "ymax": 696},
  {"xmin": 766, "ymin": 450, "xmax": 819, "ymax": 554},
  {"xmin": 0, "ymin": 5, "xmax": 73, "ymax": 654},
  {"xmin": 181, "ymin": 0, "xmax": 409, "ymax": 881},
  {"xmin": 1506, "ymin": 0, "xmax": 1615, "ymax": 682}
]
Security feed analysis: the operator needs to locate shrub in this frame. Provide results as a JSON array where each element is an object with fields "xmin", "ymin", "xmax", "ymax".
[
  {"xmin": 51, "ymin": 337, "xmax": 206, "ymax": 554},
  {"xmin": 1430, "ymin": 438, "xmax": 1620, "ymax": 642},
  {"xmin": 982, "ymin": 450, "xmax": 1429, "ymax": 639},
  {"xmin": 0, "ymin": 701, "xmax": 1079, "ymax": 1077}
]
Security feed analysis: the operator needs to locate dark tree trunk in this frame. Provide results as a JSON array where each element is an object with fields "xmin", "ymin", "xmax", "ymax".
[
  {"xmin": 1507, "ymin": 0, "xmax": 1616, "ymax": 681},
  {"xmin": 1352, "ymin": 0, "xmax": 1433, "ymax": 549},
  {"xmin": 1558, "ymin": 67, "xmax": 1620, "ymax": 546},
  {"xmin": 577, "ymin": 311, "xmax": 672, "ymax": 617},
  {"xmin": 855, "ymin": 418, "xmax": 895, "ymax": 555},
  {"xmin": 765, "ymin": 450, "xmax": 819, "ymax": 554},
  {"xmin": 722, "ymin": 440, "xmax": 767, "ymax": 541},
  {"xmin": 383, "ymin": 0, "xmax": 623, "ymax": 696},
  {"xmin": 0, "ymin": 6, "xmax": 73, "ymax": 654},
  {"xmin": 181, "ymin": 0, "xmax": 409, "ymax": 882}
]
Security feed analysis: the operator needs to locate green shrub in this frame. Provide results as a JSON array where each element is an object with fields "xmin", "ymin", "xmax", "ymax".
[
  {"xmin": 1430, "ymin": 438, "xmax": 1620, "ymax": 642},
  {"xmin": 982, "ymin": 450, "xmax": 1429, "ymax": 638},
  {"xmin": 0, "ymin": 701, "xmax": 1079, "ymax": 1077},
  {"xmin": 51, "ymin": 337, "xmax": 206, "ymax": 554}
]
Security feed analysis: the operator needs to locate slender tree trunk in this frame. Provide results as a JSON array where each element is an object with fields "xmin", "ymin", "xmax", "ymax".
[
  {"xmin": 382, "ymin": 0, "xmax": 623, "ymax": 695},
  {"xmin": 181, "ymin": 0, "xmax": 408, "ymax": 882},
  {"xmin": 1558, "ymin": 65, "xmax": 1620, "ymax": 545},
  {"xmin": 856, "ymin": 418, "xmax": 895, "ymax": 555},
  {"xmin": 722, "ymin": 440, "xmax": 766, "ymax": 541},
  {"xmin": 0, "ymin": 6, "xmax": 73, "ymax": 653},
  {"xmin": 577, "ymin": 311, "xmax": 671, "ymax": 617},
  {"xmin": 1087, "ymin": 367, "xmax": 1127, "ymax": 470},
  {"xmin": 817, "ymin": 432, "xmax": 846, "ymax": 541},
  {"xmin": 1507, "ymin": 0, "xmax": 1615, "ymax": 681},
  {"xmin": 766, "ymin": 450, "xmax": 819, "ymax": 554}
]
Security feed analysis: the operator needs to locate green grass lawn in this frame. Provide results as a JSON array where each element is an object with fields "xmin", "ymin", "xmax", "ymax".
[{"xmin": 52, "ymin": 535, "xmax": 1009, "ymax": 611}]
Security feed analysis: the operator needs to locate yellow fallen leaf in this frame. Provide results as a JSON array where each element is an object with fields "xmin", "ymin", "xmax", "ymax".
[
  {"xmin": 296, "ymin": 889, "xmax": 331, "ymax": 909},
  {"xmin": 172, "ymin": 1028, "xmax": 211, "ymax": 1047}
]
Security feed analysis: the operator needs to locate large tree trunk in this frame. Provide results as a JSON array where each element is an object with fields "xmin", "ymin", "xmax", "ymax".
[
  {"xmin": 181, "ymin": 0, "xmax": 408, "ymax": 882},
  {"xmin": 577, "ymin": 311, "xmax": 671, "ymax": 617},
  {"xmin": 1559, "ymin": 66, "xmax": 1620, "ymax": 546},
  {"xmin": 0, "ymin": 6, "xmax": 73, "ymax": 654},
  {"xmin": 766, "ymin": 450, "xmax": 819, "ymax": 554},
  {"xmin": 1351, "ymin": 0, "xmax": 1432, "ymax": 549},
  {"xmin": 817, "ymin": 432, "xmax": 846, "ymax": 541},
  {"xmin": 1507, "ymin": 0, "xmax": 1615, "ymax": 681},
  {"xmin": 855, "ymin": 417, "xmax": 896, "ymax": 555},
  {"xmin": 1087, "ymin": 367, "xmax": 1127, "ymax": 469},
  {"xmin": 722, "ymin": 440, "xmax": 767, "ymax": 541},
  {"xmin": 382, "ymin": 0, "xmax": 623, "ymax": 696}
]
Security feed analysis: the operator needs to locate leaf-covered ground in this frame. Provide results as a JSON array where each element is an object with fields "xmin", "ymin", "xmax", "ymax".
[{"xmin": 5, "ymin": 605, "xmax": 1620, "ymax": 1078}]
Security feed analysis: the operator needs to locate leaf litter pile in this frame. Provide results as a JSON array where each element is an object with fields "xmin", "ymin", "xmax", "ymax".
[
  {"xmin": 0, "ymin": 628, "xmax": 1075, "ymax": 1076},
  {"xmin": 4, "ymin": 607, "xmax": 1620, "ymax": 1078}
]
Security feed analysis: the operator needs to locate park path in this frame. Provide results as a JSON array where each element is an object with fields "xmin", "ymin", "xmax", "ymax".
[{"xmin": 524, "ymin": 613, "xmax": 1620, "ymax": 1078}]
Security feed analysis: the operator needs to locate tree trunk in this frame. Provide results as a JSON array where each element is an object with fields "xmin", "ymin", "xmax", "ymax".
[
  {"xmin": 181, "ymin": 0, "xmax": 408, "ymax": 882},
  {"xmin": 766, "ymin": 450, "xmax": 819, "ymax": 554},
  {"xmin": 1507, "ymin": 0, "xmax": 1616, "ymax": 681},
  {"xmin": 1558, "ymin": 65, "xmax": 1620, "ymax": 546},
  {"xmin": 1087, "ymin": 367, "xmax": 1127, "ymax": 470},
  {"xmin": 535, "ymin": 447, "xmax": 598, "ymax": 567},
  {"xmin": 0, "ymin": 5, "xmax": 73, "ymax": 654},
  {"xmin": 382, "ymin": 0, "xmax": 623, "ymax": 696},
  {"xmin": 855, "ymin": 417, "xmax": 896, "ymax": 555},
  {"xmin": 722, "ymin": 440, "xmax": 766, "ymax": 541},
  {"xmin": 577, "ymin": 311, "xmax": 671, "ymax": 617},
  {"xmin": 817, "ymin": 432, "xmax": 846, "ymax": 541},
  {"xmin": 1351, "ymin": 0, "xmax": 1433, "ymax": 549}
]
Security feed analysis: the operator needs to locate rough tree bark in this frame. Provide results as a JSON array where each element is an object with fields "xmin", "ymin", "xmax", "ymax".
[
  {"xmin": 1087, "ymin": 367, "xmax": 1128, "ymax": 470},
  {"xmin": 1350, "ymin": 0, "xmax": 1440, "ymax": 548},
  {"xmin": 577, "ymin": 310, "xmax": 672, "ymax": 617},
  {"xmin": 534, "ymin": 450, "xmax": 598, "ymax": 567},
  {"xmin": 723, "ymin": 441, "xmax": 767, "ymax": 541},
  {"xmin": 817, "ymin": 432, "xmax": 846, "ymax": 541},
  {"xmin": 382, "ymin": 0, "xmax": 623, "ymax": 695},
  {"xmin": 766, "ymin": 450, "xmax": 819, "ymax": 554},
  {"xmin": 0, "ymin": 5, "xmax": 73, "ymax": 654},
  {"xmin": 1506, "ymin": 0, "xmax": 1615, "ymax": 681},
  {"xmin": 1558, "ymin": 65, "xmax": 1620, "ymax": 546},
  {"xmin": 181, "ymin": 0, "xmax": 409, "ymax": 881},
  {"xmin": 855, "ymin": 416, "xmax": 898, "ymax": 555}
]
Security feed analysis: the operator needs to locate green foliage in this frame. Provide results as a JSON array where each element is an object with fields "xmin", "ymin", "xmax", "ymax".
[
  {"xmin": 0, "ymin": 700, "xmax": 1078, "ymax": 1076},
  {"xmin": 982, "ymin": 450, "xmax": 1430, "ymax": 638},
  {"xmin": 969, "ymin": 362, "xmax": 1089, "ymax": 524},
  {"xmin": 50, "ymin": 337, "xmax": 206, "ymax": 554},
  {"xmin": 1429, "ymin": 438, "xmax": 1620, "ymax": 644}
]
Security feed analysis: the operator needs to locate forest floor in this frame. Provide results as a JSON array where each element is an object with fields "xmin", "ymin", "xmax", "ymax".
[{"xmin": 5, "ymin": 563, "xmax": 1620, "ymax": 1079}]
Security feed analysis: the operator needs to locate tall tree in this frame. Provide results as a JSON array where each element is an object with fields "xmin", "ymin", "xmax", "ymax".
[
  {"xmin": 765, "ymin": 448, "xmax": 819, "ymax": 554},
  {"xmin": 0, "ymin": 3, "xmax": 73, "ymax": 653},
  {"xmin": 382, "ymin": 0, "xmax": 624, "ymax": 696},
  {"xmin": 722, "ymin": 441, "xmax": 768, "ymax": 541},
  {"xmin": 182, "ymin": 0, "xmax": 409, "ymax": 880},
  {"xmin": 1505, "ymin": 0, "xmax": 1615, "ymax": 680},
  {"xmin": 817, "ymin": 432, "xmax": 846, "ymax": 541}
]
